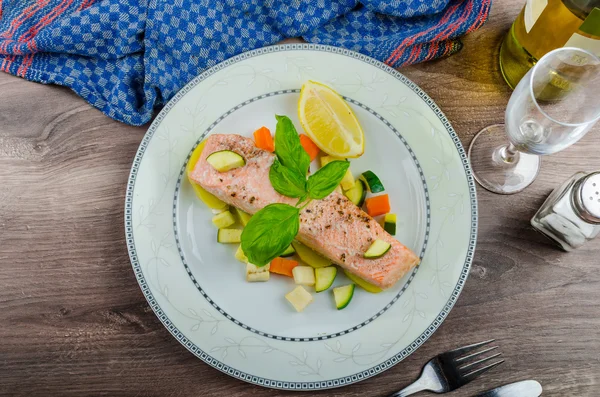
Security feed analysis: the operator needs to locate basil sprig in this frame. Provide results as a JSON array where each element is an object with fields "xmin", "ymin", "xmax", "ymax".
[{"xmin": 241, "ymin": 115, "xmax": 349, "ymax": 266}]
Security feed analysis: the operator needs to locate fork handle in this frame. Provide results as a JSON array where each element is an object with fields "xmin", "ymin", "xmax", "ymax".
[{"xmin": 388, "ymin": 381, "xmax": 428, "ymax": 397}]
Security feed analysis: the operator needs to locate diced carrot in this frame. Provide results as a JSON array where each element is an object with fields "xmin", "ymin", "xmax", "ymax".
[
  {"xmin": 270, "ymin": 257, "xmax": 299, "ymax": 277},
  {"xmin": 365, "ymin": 194, "xmax": 391, "ymax": 217},
  {"xmin": 299, "ymin": 134, "xmax": 320, "ymax": 161},
  {"xmin": 253, "ymin": 126, "xmax": 274, "ymax": 152}
]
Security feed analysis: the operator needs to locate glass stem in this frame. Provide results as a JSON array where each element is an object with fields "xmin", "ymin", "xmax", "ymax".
[{"xmin": 495, "ymin": 143, "xmax": 519, "ymax": 164}]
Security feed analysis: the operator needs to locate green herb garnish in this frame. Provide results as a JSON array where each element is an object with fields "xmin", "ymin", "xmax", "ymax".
[{"xmin": 241, "ymin": 115, "xmax": 349, "ymax": 266}]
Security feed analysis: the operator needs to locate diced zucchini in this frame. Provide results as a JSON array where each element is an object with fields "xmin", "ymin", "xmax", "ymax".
[
  {"xmin": 217, "ymin": 228, "xmax": 242, "ymax": 243},
  {"xmin": 292, "ymin": 265, "xmax": 315, "ymax": 286},
  {"xmin": 206, "ymin": 150, "xmax": 246, "ymax": 172},
  {"xmin": 235, "ymin": 245, "xmax": 248, "ymax": 263},
  {"xmin": 233, "ymin": 207, "xmax": 252, "ymax": 226},
  {"xmin": 315, "ymin": 266, "xmax": 337, "ymax": 292},
  {"xmin": 364, "ymin": 239, "xmax": 392, "ymax": 259},
  {"xmin": 291, "ymin": 241, "xmax": 331, "ymax": 268},
  {"xmin": 246, "ymin": 262, "xmax": 270, "ymax": 282},
  {"xmin": 334, "ymin": 185, "xmax": 343, "ymax": 195},
  {"xmin": 280, "ymin": 245, "xmax": 296, "ymax": 257},
  {"xmin": 340, "ymin": 169, "xmax": 355, "ymax": 191},
  {"xmin": 344, "ymin": 179, "xmax": 367, "ymax": 207},
  {"xmin": 212, "ymin": 210, "xmax": 236, "ymax": 228},
  {"xmin": 285, "ymin": 286, "xmax": 313, "ymax": 312},
  {"xmin": 333, "ymin": 284, "xmax": 355, "ymax": 310},
  {"xmin": 383, "ymin": 213, "xmax": 396, "ymax": 235},
  {"xmin": 211, "ymin": 206, "xmax": 229, "ymax": 214},
  {"xmin": 186, "ymin": 141, "xmax": 228, "ymax": 210},
  {"xmin": 360, "ymin": 170, "xmax": 385, "ymax": 193},
  {"xmin": 343, "ymin": 270, "xmax": 383, "ymax": 293}
]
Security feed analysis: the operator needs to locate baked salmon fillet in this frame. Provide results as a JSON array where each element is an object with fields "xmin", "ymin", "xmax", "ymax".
[{"xmin": 189, "ymin": 134, "xmax": 420, "ymax": 289}]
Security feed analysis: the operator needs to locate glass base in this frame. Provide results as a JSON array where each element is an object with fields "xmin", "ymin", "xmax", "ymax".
[{"xmin": 468, "ymin": 124, "xmax": 541, "ymax": 195}]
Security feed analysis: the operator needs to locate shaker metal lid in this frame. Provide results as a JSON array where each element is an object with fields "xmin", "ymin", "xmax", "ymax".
[{"xmin": 578, "ymin": 172, "xmax": 600, "ymax": 224}]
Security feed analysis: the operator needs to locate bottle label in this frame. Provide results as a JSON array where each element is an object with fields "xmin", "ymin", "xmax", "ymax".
[
  {"xmin": 564, "ymin": 8, "xmax": 600, "ymax": 56},
  {"xmin": 524, "ymin": 0, "xmax": 548, "ymax": 33}
]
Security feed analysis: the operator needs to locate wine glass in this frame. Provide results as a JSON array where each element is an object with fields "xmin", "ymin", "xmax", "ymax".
[{"xmin": 469, "ymin": 47, "xmax": 600, "ymax": 194}]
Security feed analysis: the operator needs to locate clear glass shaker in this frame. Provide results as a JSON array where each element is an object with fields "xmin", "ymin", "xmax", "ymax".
[{"xmin": 531, "ymin": 171, "xmax": 600, "ymax": 251}]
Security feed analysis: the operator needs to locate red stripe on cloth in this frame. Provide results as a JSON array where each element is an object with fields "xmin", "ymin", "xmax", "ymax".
[
  {"xmin": 0, "ymin": 0, "xmax": 50, "ymax": 39},
  {"xmin": 17, "ymin": 53, "xmax": 29, "ymax": 76},
  {"xmin": 1, "ymin": 54, "xmax": 15, "ymax": 72},
  {"xmin": 0, "ymin": 0, "xmax": 3, "ymax": 20},
  {"xmin": 78, "ymin": 0, "xmax": 95, "ymax": 11},
  {"xmin": 385, "ymin": 1, "xmax": 462, "ymax": 66},
  {"xmin": 20, "ymin": 52, "xmax": 34, "ymax": 76},
  {"xmin": 469, "ymin": 0, "xmax": 491, "ymax": 32},
  {"xmin": 430, "ymin": 0, "xmax": 474, "ymax": 43},
  {"xmin": 20, "ymin": 0, "xmax": 75, "ymax": 42}
]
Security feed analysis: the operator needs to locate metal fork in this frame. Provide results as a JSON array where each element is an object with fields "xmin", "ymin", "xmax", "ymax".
[{"xmin": 389, "ymin": 340, "xmax": 504, "ymax": 396}]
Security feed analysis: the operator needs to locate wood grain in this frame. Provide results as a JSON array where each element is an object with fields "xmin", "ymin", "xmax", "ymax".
[{"xmin": 1, "ymin": 1, "xmax": 599, "ymax": 396}]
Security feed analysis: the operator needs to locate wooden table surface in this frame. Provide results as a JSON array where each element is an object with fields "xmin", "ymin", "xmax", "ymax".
[{"xmin": 2, "ymin": 1, "xmax": 599, "ymax": 396}]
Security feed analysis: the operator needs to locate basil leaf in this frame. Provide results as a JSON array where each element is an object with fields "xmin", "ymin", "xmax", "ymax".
[
  {"xmin": 241, "ymin": 204, "xmax": 300, "ymax": 266},
  {"xmin": 274, "ymin": 115, "xmax": 310, "ymax": 177},
  {"xmin": 307, "ymin": 160, "xmax": 350, "ymax": 200},
  {"xmin": 269, "ymin": 159, "xmax": 307, "ymax": 198}
]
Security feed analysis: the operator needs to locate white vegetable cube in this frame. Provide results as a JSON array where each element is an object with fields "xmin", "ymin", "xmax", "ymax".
[
  {"xmin": 246, "ymin": 262, "xmax": 270, "ymax": 282},
  {"xmin": 212, "ymin": 210, "xmax": 236, "ymax": 228},
  {"xmin": 285, "ymin": 286, "xmax": 313, "ymax": 312},
  {"xmin": 292, "ymin": 265, "xmax": 315, "ymax": 286},
  {"xmin": 334, "ymin": 185, "xmax": 343, "ymax": 195},
  {"xmin": 234, "ymin": 245, "xmax": 248, "ymax": 263},
  {"xmin": 340, "ymin": 169, "xmax": 355, "ymax": 191}
]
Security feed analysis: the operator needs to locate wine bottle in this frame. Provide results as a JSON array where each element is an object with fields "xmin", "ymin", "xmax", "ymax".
[{"xmin": 499, "ymin": 0, "xmax": 600, "ymax": 89}]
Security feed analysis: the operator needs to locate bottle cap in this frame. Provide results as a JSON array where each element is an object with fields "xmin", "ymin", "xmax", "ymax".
[{"xmin": 574, "ymin": 172, "xmax": 600, "ymax": 224}]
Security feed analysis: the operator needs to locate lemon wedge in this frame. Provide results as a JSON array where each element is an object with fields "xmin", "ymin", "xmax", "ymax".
[{"xmin": 298, "ymin": 80, "xmax": 364, "ymax": 158}]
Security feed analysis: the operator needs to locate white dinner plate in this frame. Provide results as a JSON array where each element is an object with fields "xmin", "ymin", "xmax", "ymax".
[{"xmin": 125, "ymin": 44, "xmax": 477, "ymax": 391}]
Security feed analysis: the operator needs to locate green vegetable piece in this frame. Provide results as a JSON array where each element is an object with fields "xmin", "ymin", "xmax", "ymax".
[
  {"xmin": 315, "ymin": 266, "xmax": 337, "ymax": 292},
  {"xmin": 241, "ymin": 203, "xmax": 300, "ymax": 267},
  {"xmin": 363, "ymin": 239, "xmax": 392, "ymax": 259},
  {"xmin": 360, "ymin": 170, "xmax": 385, "ymax": 193},
  {"xmin": 206, "ymin": 150, "xmax": 245, "ymax": 172},
  {"xmin": 333, "ymin": 284, "xmax": 355, "ymax": 310},
  {"xmin": 383, "ymin": 213, "xmax": 396, "ymax": 235},
  {"xmin": 344, "ymin": 179, "xmax": 367, "ymax": 207}
]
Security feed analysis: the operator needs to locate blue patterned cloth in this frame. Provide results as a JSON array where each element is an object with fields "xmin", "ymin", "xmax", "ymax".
[{"xmin": 0, "ymin": 0, "xmax": 491, "ymax": 126}]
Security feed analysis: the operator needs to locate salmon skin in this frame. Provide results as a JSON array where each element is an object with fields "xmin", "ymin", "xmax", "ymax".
[{"xmin": 189, "ymin": 134, "xmax": 420, "ymax": 289}]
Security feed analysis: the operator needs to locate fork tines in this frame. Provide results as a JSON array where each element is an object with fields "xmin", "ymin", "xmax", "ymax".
[{"xmin": 450, "ymin": 339, "xmax": 504, "ymax": 380}]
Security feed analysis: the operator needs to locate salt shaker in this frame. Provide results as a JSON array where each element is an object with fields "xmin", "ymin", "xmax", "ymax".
[{"xmin": 531, "ymin": 171, "xmax": 600, "ymax": 251}]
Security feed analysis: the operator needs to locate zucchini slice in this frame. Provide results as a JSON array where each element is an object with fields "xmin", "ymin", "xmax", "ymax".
[
  {"xmin": 291, "ymin": 241, "xmax": 331, "ymax": 268},
  {"xmin": 343, "ymin": 270, "xmax": 383, "ymax": 293},
  {"xmin": 344, "ymin": 179, "xmax": 367, "ymax": 207},
  {"xmin": 360, "ymin": 170, "xmax": 385, "ymax": 193},
  {"xmin": 364, "ymin": 239, "xmax": 391, "ymax": 259},
  {"xmin": 217, "ymin": 228, "xmax": 242, "ymax": 243},
  {"xmin": 206, "ymin": 150, "xmax": 245, "ymax": 172},
  {"xmin": 315, "ymin": 266, "xmax": 337, "ymax": 292},
  {"xmin": 333, "ymin": 284, "xmax": 355, "ymax": 310}
]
